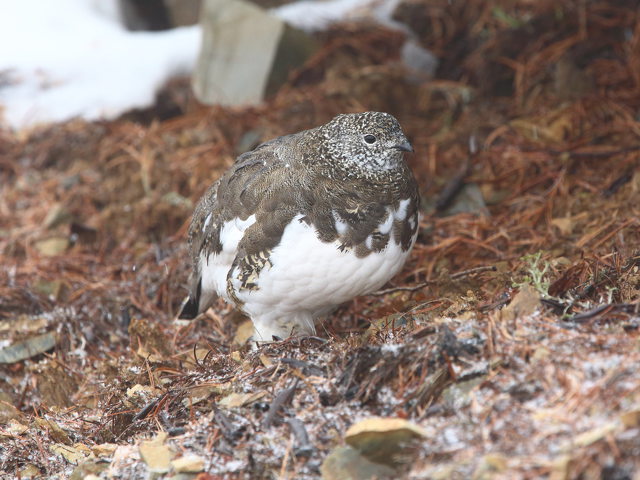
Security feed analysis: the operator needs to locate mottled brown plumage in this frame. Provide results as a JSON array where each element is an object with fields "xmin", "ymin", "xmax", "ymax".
[{"xmin": 179, "ymin": 112, "xmax": 420, "ymax": 341}]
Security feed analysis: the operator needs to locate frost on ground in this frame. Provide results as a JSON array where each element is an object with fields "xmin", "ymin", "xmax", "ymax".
[{"xmin": 1, "ymin": 0, "xmax": 640, "ymax": 479}]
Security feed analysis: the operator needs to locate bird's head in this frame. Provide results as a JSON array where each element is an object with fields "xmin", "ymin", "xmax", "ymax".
[{"xmin": 319, "ymin": 111, "xmax": 413, "ymax": 175}]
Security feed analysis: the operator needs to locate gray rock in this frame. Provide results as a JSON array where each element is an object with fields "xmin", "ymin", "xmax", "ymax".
[
  {"xmin": 118, "ymin": 0, "xmax": 201, "ymax": 29},
  {"xmin": 0, "ymin": 331, "xmax": 56, "ymax": 364},
  {"xmin": 321, "ymin": 446, "xmax": 396, "ymax": 480},
  {"xmin": 165, "ymin": 0, "xmax": 202, "ymax": 27},
  {"xmin": 193, "ymin": 0, "xmax": 317, "ymax": 106},
  {"xmin": 402, "ymin": 39, "xmax": 438, "ymax": 81}
]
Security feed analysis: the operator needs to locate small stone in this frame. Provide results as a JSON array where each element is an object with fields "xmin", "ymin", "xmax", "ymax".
[
  {"xmin": 345, "ymin": 417, "xmax": 427, "ymax": 466},
  {"xmin": 321, "ymin": 446, "xmax": 395, "ymax": 480},
  {"xmin": 442, "ymin": 375, "xmax": 486, "ymax": 410},
  {"xmin": 236, "ymin": 128, "xmax": 264, "ymax": 154},
  {"xmin": 34, "ymin": 237, "xmax": 69, "ymax": 256},
  {"xmin": 34, "ymin": 279, "xmax": 67, "ymax": 301},
  {"xmin": 401, "ymin": 39, "xmax": 437, "ymax": 80},
  {"xmin": 139, "ymin": 432, "xmax": 174, "ymax": 473},
  {"xmin": 19, "ymin": 464, "xmax": 41, "ymax": 478},
  {"xmin": 0, "ymin": 331, "xmax": 56, "ymax": 364},
  {"xmin": 439, "ymin": 183, "xmax": 489, "ymax": 217}
]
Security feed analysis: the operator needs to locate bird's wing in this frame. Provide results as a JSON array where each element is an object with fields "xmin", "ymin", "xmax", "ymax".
[
  {"xmin": 301, "ymin": 168, "xmax": 420, "ymax": 257},
  {"xmin": 179, "ymin": 138, "xmax": 303, "ymax": 318}
]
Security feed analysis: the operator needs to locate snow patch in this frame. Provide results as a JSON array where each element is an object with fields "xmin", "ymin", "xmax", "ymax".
[
  {"xmin": 0, "ymin": 0, "xmax": 199, "ymax": 130},
  {"xmin": 0, "ymin": 0, "xmax": 417, "ymax": 130}
]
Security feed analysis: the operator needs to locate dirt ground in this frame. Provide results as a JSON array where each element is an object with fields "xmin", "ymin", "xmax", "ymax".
[{"xmin": 1, "ymin": 1, "xmax": 640, "ymax": 479}]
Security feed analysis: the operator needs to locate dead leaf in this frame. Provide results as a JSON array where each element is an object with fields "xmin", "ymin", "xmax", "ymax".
[
  {"xmin": 572, "ymin": 423, "xmax": 617, "ymax": 448},
  {"xmin": 36, "ymin": 417, "xmax": 72, "ymax": 445},
  {"xmin": 129, "ymin": 317, "xmax": 171, "ymax": 362},
  {"xmin": 171, "ymin": 454, "xmax": 205, "ymax": 473},
  {"xmin": 259, "ymin": 353, "xmax": 273, "ymax": 367},
  {"xmin": 233, "ymin": 319, "xmax": 254, "ymax": 345},
  {"xmin": 34, "ymin": 279, "xmax": 68, "ymax": 301},
  {"xmin": 531, "ymin": 346, "xmax": 550, "ymax": 363},
  {"xmin": 37, "ymin": 364, "xmax": 78, "ymax": 408},
  {"xmin": 126, "ymin": 384, "xmax": 161, "ymax": 398},
  {"xmin": 510, "ymin": 107, "xmax": 573, "ymax": 143},
  {"xmin": 0, "ymin": 395, "xmax": 22, "ymax": 423},
  {"xmin": 43, "ymin": 203, "xmax": 72, "ymax": 229},
  {"xmin": 549, "ymin": 455, "xmax": 571, "ymax": 480},
  {"xmin": 139, "ymin": 432, "xmax": 173, "ymax": 473},
  {"xmin": 620, "ymin": 409, "xmax": 640, "ymax": 428},
  {"xmin": 6, "ymin": 419, "xmax": 28, "ymax": 436},
  {"xmin": 218, "ymin": 391, "xmax": 266, "ymax": 409},
  {"xmin": 551, "ymin": 217, "xmax": 573, "ymax": 236},
  {"xmin": 185, "ymin": 383, "xmax": 230, "ymax": 406},
  {"xmin": 91, "ymin": 443, "xmax": 119, "ymax": 457},
  {"xmin": 34, "ymin": 237, "xmax": 69, "ymax": 256},
  {"xmin": 50, "ymin": 443, "xmax": 91, "ymax": 464},
  {"xmin": 473, "ymin": 453, "xmax": 509, "ymax": 478},
  {"xmin": 501, "ymin": 284, "xmax": 540, "ymax": 322}
]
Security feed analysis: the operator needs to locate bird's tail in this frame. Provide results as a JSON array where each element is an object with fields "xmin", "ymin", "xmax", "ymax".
[{"xmin": 177, "ymin": 278, "xmax": 201, "ymax": 320}]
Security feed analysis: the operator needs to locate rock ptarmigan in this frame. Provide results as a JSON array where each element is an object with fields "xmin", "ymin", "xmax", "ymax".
[{"xmin": 179, "ymin": 112, "xmax": 420, "ymax": 341}]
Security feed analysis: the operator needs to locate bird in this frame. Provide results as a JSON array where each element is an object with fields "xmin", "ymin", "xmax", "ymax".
[{"xmin": 178, "ymin": 111, "xmax": 421, "ymax": 342}]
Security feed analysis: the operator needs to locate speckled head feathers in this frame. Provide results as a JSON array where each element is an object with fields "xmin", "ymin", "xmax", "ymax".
[{"xmin": 315, "ymin": 111, "xmax": 413, "ymax": 174}]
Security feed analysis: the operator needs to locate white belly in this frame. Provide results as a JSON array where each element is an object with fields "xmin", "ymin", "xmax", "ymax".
[
  {"xmin": 199, "ymin": 210, "xmax": 417, "ymax": 341},
  {"xmin": 231, "ymin": 214, "xmax": 415, "ymax": 339}
]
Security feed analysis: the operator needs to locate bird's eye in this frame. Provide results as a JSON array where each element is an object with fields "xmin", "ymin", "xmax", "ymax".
[{"xmin": 363, "ymin": 134, "xmax": 377, "ymax": 144}]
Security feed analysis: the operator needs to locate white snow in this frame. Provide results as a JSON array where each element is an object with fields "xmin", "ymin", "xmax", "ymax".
[
  {"xmin": 274, "ymin": 0, "xmax": 382, "ymax": 31},
  {"xmin": 0, "ymin": 0, "xmax": 411, "ymax": 131},
  {"xmin": 0, "ymin": 0, "xmax": 200, "ymax": 130}
]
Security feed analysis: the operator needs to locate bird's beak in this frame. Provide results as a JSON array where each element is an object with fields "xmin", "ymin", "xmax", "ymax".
[{"xmin": 392, "ymin": 140, "xmax": 414, "ymax": 153}]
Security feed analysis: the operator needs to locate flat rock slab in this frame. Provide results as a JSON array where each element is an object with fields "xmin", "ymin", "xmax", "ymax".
[{"xmin": 193, "ymin": 0, "xmax": 318, "ymax": 106}]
